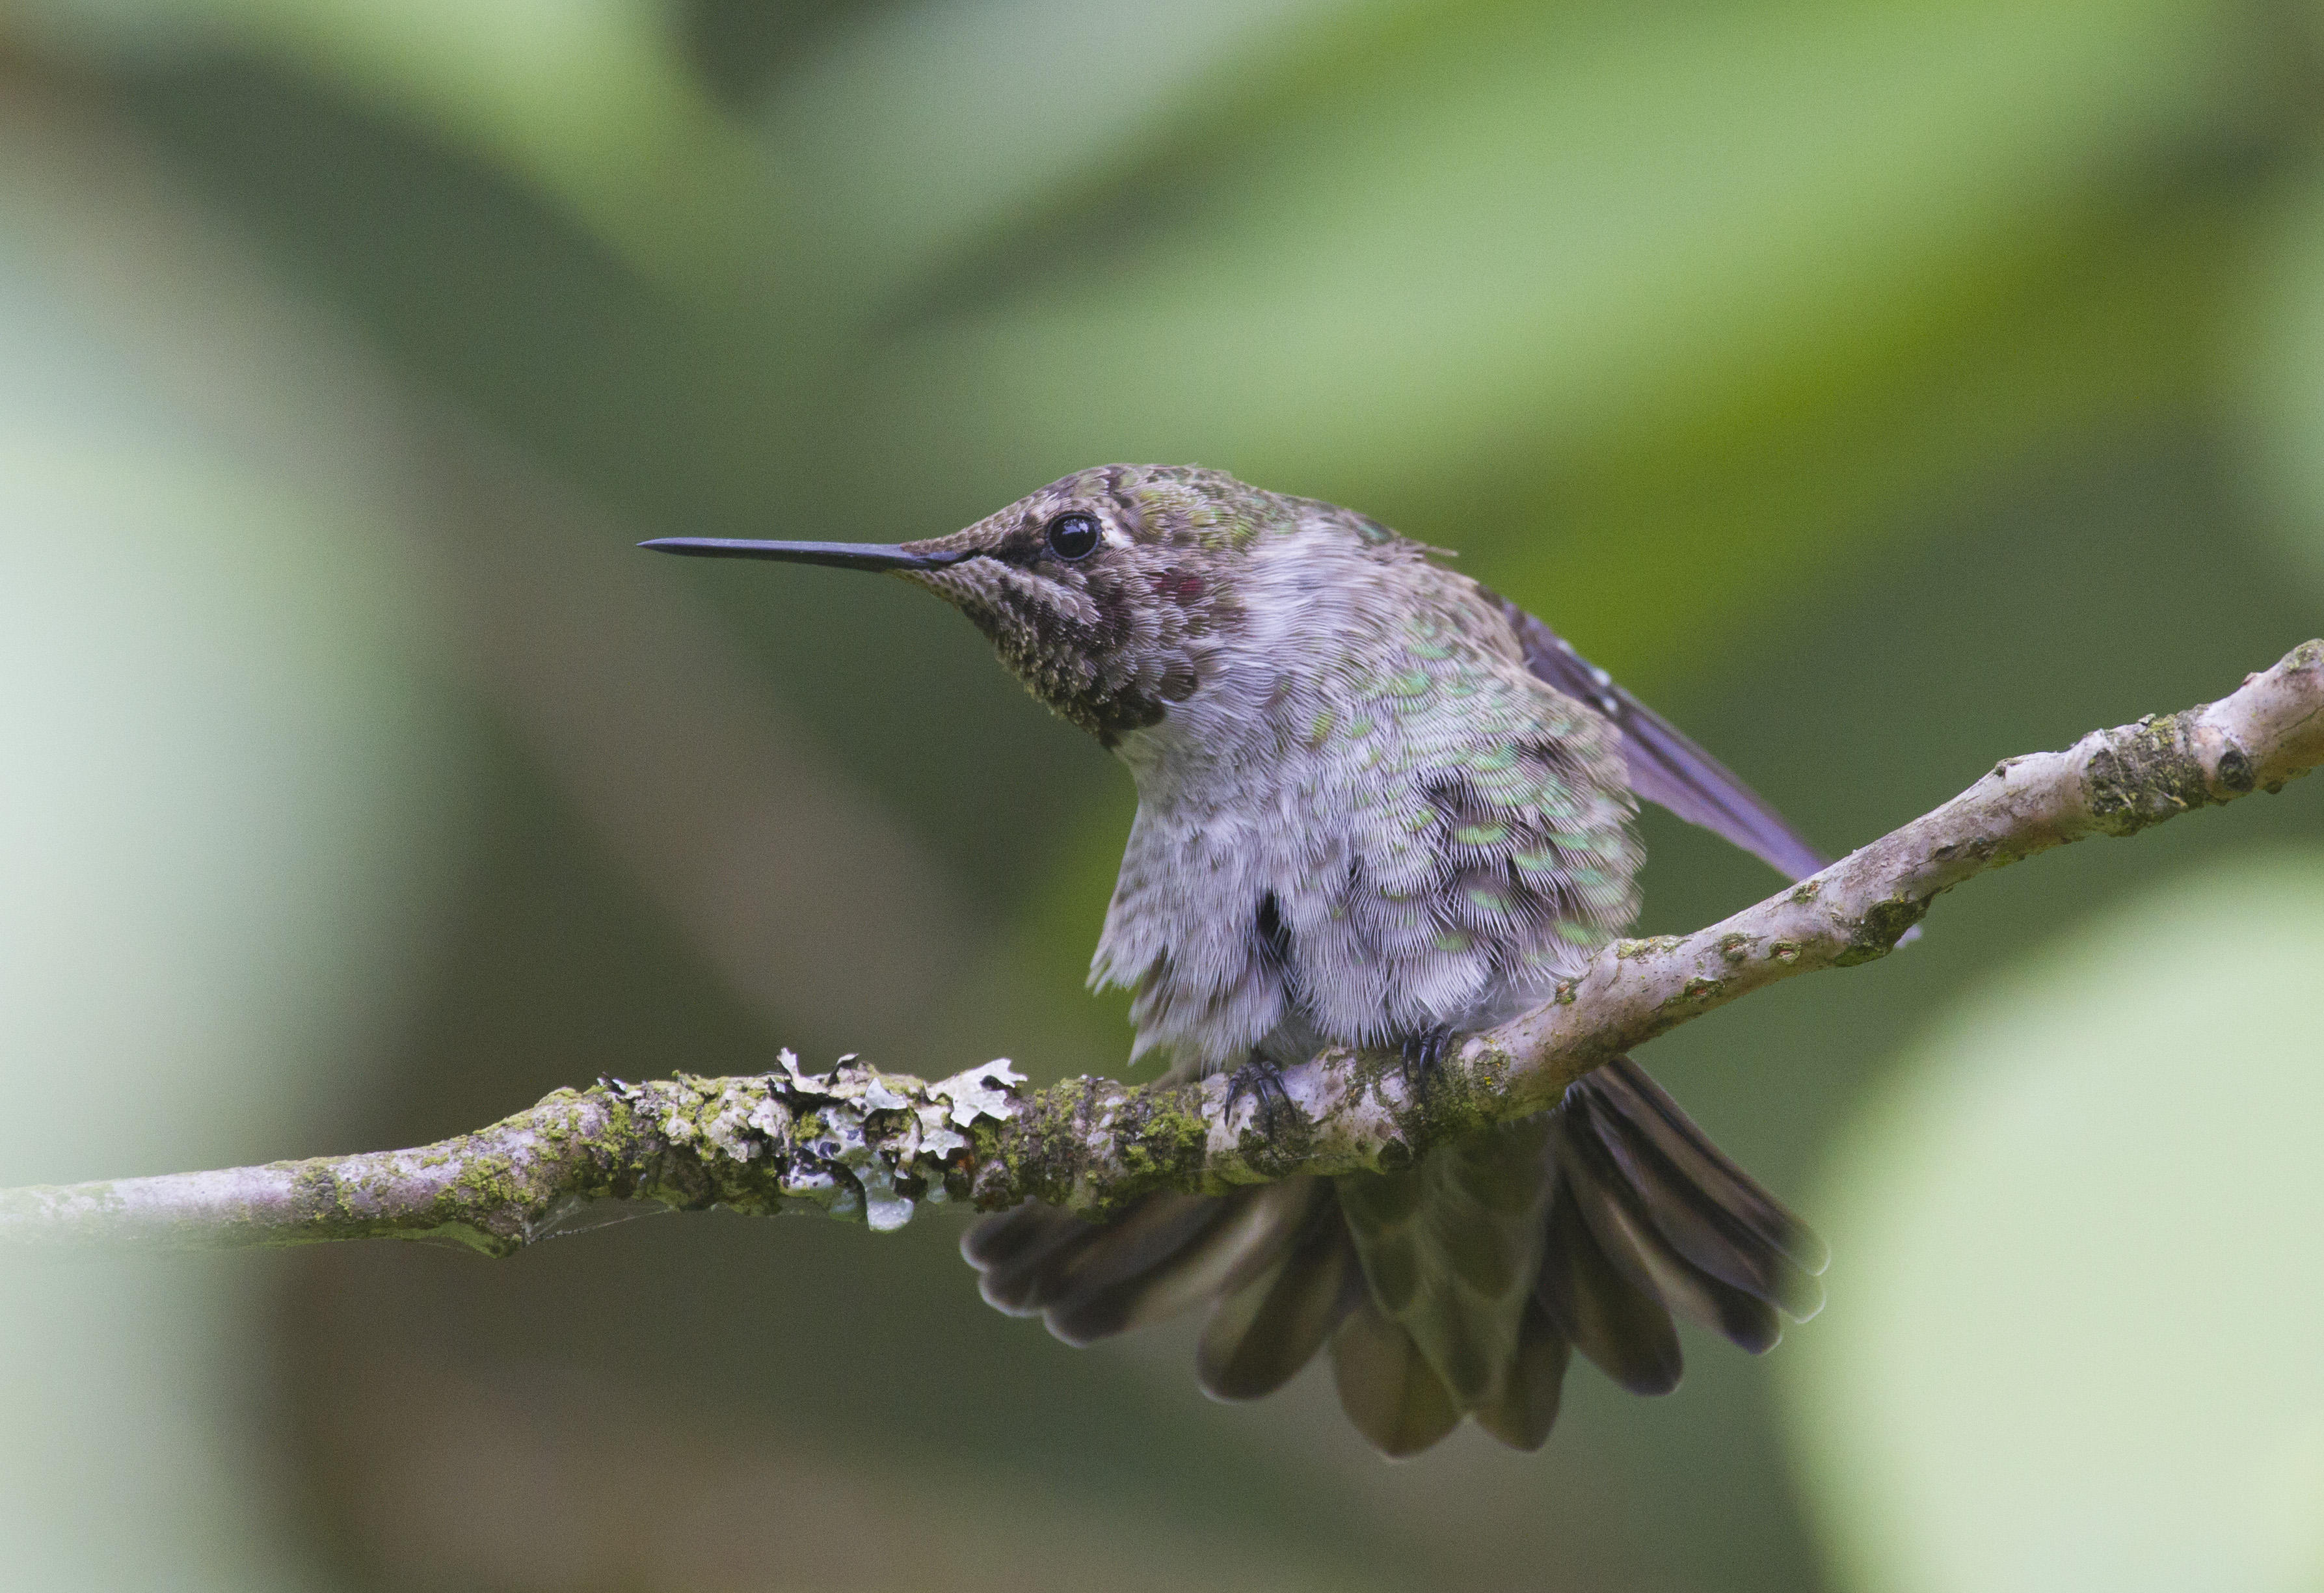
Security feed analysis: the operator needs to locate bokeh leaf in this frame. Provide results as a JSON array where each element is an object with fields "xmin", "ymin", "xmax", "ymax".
[
  {"xmin": 0, "ymin": 96, "xmax": 466, "ymax": 1589},
  {"xmin": 756, "ymin": 0, "xmax": 1367, "ymax": 315},
  {"xmin": 855, "ymin": 0, "xmax": 2242, "ymax": 521},
  {"xmin": 1783, "ymin": 850, "xmax": 2324, "ymax": 1593},
  {"xmin": 18, "ymin": 0, "xmax": 771, "ymax": 291},
  {"xmin": 2231, "ymin": 150, "xmax": 2324, "ymax": 593}
]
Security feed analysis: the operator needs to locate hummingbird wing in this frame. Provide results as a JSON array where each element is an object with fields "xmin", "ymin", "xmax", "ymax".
[{"xmin": 1482, "ymin": 592, "xmax": 1826, "ymax": 881}]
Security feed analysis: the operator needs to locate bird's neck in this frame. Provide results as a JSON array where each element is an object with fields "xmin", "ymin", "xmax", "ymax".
[{"xmin": 1110, "ymin": 547, "xmax": 1439, "ymax": 808}]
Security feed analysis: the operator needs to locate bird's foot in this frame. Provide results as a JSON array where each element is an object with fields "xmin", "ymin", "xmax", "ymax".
[
  {"xmin": 1397, "ymin": 1024, "xmax": 1456, "ymax": 1093},
  {"xmin": 1223, "ymin": 1058, "xmax": 1296, "ymax": 1139}
]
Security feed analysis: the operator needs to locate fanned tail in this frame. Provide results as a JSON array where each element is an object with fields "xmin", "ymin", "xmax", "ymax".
[{"xmin": 959, "ymin": 1056, "xmax": 1824, "ymax": 1458}]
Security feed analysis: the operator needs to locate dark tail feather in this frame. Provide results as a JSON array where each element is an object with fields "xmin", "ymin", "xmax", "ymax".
[
  {"xmin": 1536, "ymin": 1056, "xmax": 1826, "ymax": 1386},
  {"xmin": 1334, "ymin": 1118, "xmax": 1560, "ymax": 1408},
  {"xmin": 1469, "ymin": 1298, "xmax": 1570, "ymax": 1451},
  {"xmin": 1329, "ymin": 1292, "xmax": 1462, "ymax": 1458},
  {"xmin": 962, "ymin": 1181, "xmax": 1319, "ymax": 1348},
  {"xmin": 1198, "ymin": 1183, "xmax": 1363, "ymax": 1400},
  {"xmin": 1535, "ymin": 1162, "xmax": 1684, "ymax": 1394},
  {"xmin": 1566, "ymin": 1081, "xmax": 1826, "ymax": 1320},
  {"xmin": 959, "ymin": 1201, "xmax": 1101, "ymax": 1302},
  {"xmin": 965, "ymin": 1191, "xmax": 1229, "ymax": 1318},
  {"xmin": 1583, "ymin": 1060, "xmax": 1828, "ymax": 1277},
  {"xmin": 1564, "ymin": 1091, "xmax": 1820, "ymax": 1329},
  {"xmin": 1050, "ymin": 1183, "xmax": 1320, "ymax": 1346},
  {"xmin": 1558, "ymin": 1129, "xmax": 1783, "ymax": 1354}
]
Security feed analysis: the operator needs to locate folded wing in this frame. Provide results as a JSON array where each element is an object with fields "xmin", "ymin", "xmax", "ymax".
[{"xmin": 1482, "ymin": 591, "xmax": 1826, "ymax": 882}]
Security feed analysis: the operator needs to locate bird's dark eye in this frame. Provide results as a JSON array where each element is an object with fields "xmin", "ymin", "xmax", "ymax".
[{"xmin": 1044, "ymin": 512, "xmax": 1102, "ymax": 561}]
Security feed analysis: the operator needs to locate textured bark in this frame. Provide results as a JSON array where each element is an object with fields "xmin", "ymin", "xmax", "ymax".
[{"xmin": 5, "ymin": 641, "xmax": 2319, "ymax": 1253}]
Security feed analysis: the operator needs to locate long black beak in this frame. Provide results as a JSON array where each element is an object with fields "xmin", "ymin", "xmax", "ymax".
[{"xmin": 637, "ymin": 537, "xmax": 972, "ymax": 572}]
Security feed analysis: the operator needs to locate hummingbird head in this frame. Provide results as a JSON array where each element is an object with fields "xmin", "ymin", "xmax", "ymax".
[{"xmin": 647, "ymin": 464, "xmax": 1390, "ymax": 747}]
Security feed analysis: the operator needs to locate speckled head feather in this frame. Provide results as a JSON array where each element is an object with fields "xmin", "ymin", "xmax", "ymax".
[{"xmin": 892, "ymin": 463, "xmax": 1285, "ymax": 745}]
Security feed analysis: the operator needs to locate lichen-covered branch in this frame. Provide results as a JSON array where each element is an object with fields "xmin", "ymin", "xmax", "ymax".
[
  {"xmin": 5, "ymin": 641, "xmax": 2319, "ymax": 1255},
  {"xmin": 0, "ymin": 1054, "xmax": 1039, "ymax": 1255}
]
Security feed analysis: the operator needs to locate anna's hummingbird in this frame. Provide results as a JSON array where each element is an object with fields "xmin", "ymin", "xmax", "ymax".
[{"xmin": 645, "ymin": 464, "xmax": 1828, "ymax": 1456}]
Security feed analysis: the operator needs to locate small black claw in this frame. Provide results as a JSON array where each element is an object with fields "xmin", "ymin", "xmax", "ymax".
[
  {"xmin": 1223, "ymin": 1058, "xmax": 1296, "ymax": 1138},
  {"xmin": 1398, "ymin": 1025, "xmax": 1456, "ymax": 1091}
]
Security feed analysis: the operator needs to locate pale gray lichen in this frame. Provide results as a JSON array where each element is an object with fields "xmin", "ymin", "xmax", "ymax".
[
  {"xmin": 692, "ymin": 1084, "xmax": 767, "ymax": 1162},
  {"xmin": 676, "ymin": 1051, "xmax": 1027, "ymax": 1231},
  {"xmin": 931, "ymin": 1060, "xmax": 1026, "ymax": 1127}
]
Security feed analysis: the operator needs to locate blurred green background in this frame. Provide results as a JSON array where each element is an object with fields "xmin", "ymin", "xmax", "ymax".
[{"xmin": 0, "ymin": 1, "xmax": 2320, "ymax": 1588}]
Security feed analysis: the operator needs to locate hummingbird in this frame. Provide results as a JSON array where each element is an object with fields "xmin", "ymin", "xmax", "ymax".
[{"xmin": 644, "ymin": 464, "xmax": 1828, "ymax": 1456}]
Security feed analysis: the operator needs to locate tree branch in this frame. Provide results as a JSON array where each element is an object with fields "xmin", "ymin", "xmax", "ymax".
[{"xmin": 6, "ymin": 641, "xmax": 2319, "ymax": 1256}]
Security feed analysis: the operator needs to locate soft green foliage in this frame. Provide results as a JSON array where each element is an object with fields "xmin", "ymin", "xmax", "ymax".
[
  {"xmin": 0, "ymin": 121, "xmax": 467, "ymax": 1590},
  {"xmin": 1787, "ymin": 853, "xmax": 2324, "ymax": 1592}
]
